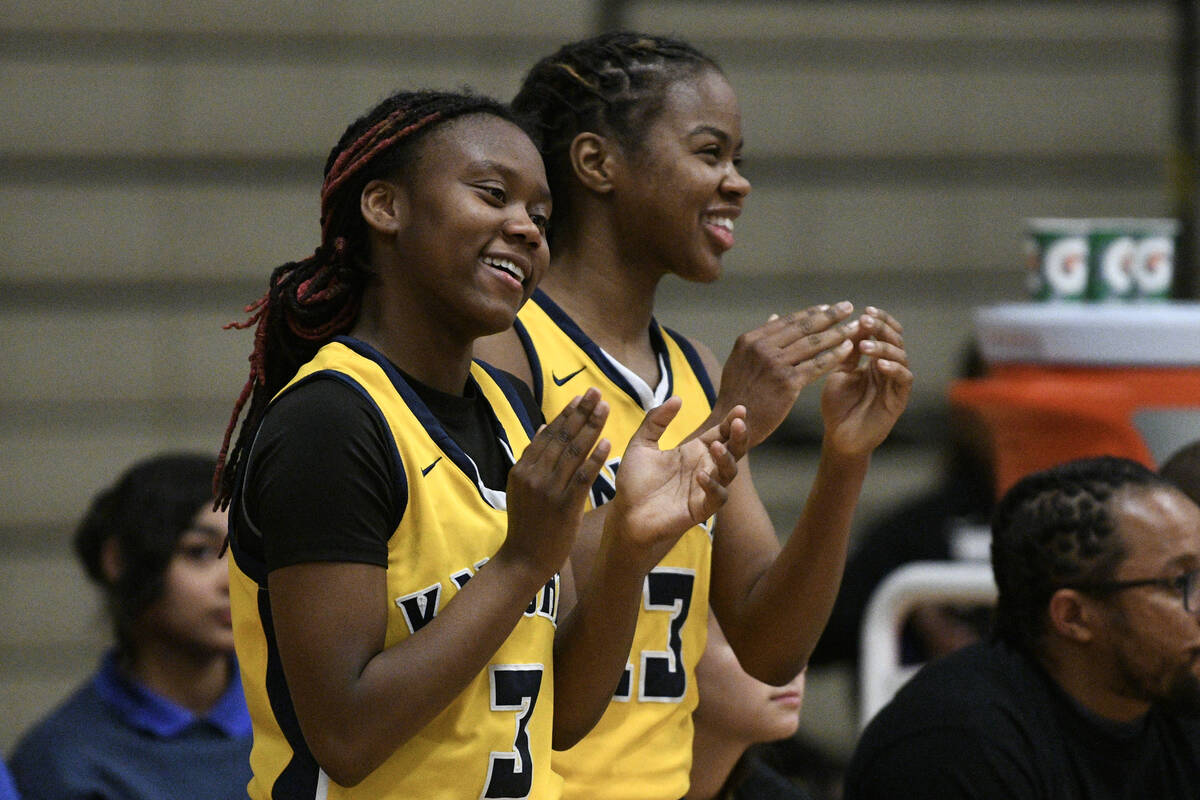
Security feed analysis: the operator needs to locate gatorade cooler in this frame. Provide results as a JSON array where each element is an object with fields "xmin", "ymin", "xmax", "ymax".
[{"xmin": 949, "ymin": 302, "xmax": 1200, "ymax": 498}]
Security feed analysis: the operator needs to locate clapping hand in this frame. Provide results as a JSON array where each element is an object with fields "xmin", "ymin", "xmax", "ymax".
[
  {"xmin": 606, "ymin": 398, "xmax": 748, "ymax": 572},
  {"xmin": 820, "ymin": 306, "xmax": 912, "ymax": 457}
]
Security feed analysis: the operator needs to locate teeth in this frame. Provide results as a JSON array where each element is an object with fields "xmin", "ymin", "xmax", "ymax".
[
  {"xmin": 484, "ymin": 256, "xmax": 525, "ymax": 283},
  {"xmin": 705, "ymin": 216, "xmax": 734, "ymax": 232}
]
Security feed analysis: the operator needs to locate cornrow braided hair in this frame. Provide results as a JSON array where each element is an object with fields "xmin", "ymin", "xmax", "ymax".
[
  {"xmin": 989, "ymin": 456, "xmax": 1167, "ymax": 656},
  {"xmin": 214, "ymin": 89, "xmax": 515, "ymax": 509},
  {"xmin": 512, "ymin": 31, "xmax": 720, "ymax": 242},
  {"xmin": 1160, "ymin": 439, "xmax": 1200, "ymax": 507}
]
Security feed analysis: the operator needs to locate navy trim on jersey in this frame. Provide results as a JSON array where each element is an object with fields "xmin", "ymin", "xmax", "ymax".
[
  {"xmin": 227, "ymin": 452, "xmax": 267, "ymax": 585},
  {"xmin": 646, "ymin": 323, "xmax": 676, "ymax": 400},
  {"xmin": 511, "ymin": 317, "xmax": 545, "ymax": 405},
  {"xmin": 662, "ymin": 326, "xmax": 717, "ymax": 407},
  {"xmin": 226, "ymin": 520, "xmax": 264, "ymax": 585},
  {"xmin": 528, "ymin": 288, "xmax": 675, "ymax": 407},
  {"xmin": 258, "ymin": 583, "xmax": 322, "ymax": 799},
  {"xmin": 334, "ymin": 335, "xmax": 513, "ymax": 509},
  {"xmin": 474, "ymin": 359, "xmax": 538, "ymax": 438}
]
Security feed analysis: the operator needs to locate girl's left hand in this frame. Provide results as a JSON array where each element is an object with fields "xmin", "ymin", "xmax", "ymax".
[
  {"xmin": 820, "ymin": 306, "xmax": 913, "ymax": 457},
  {"xmin": 606, "ymin": 399, "xmax": 748, "ymax": 573}
]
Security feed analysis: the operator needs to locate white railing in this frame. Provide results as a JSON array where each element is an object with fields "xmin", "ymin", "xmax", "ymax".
[{"xmin": 858, "ymin": 561, "xmax": 997, "ymax": 728}]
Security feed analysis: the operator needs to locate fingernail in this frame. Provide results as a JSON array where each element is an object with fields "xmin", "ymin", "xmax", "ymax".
[
  {"xmin": 860, "ymin": 340, "xmax": 877, "ymax": 352},
  {"xmin": 836, "ymin": 301, "xmax": 853, "ymax": 313}
]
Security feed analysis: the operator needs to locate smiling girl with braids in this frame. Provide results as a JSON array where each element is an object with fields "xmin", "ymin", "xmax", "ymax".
[
  {"xmin": 475, "ymin": 33, "xmax": 913, "ymax": 799},
  {"xmin": 215, "ymin": 88, "xmax": 747, "ymax": 799}
]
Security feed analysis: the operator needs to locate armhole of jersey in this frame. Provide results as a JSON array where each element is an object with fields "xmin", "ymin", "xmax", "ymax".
[
  {"xmin": 663, "ymin": 326, "xmax": 718, "ymax": 407},
  {"xmin": 227, "ymin": 421, "xmax": 269, "ymax": 585},
  {"xmin": 475, "ymin": 359, "xmax": 539, "ymax": 438},
  {"xmin": 511, "ymin": 317, "xmax": 544, "ymax": 406}
]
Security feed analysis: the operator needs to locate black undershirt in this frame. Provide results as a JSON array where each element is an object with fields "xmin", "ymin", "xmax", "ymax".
[{"xmin": 236, "ymin": 363, "xmax": 541, "ymax": 573}]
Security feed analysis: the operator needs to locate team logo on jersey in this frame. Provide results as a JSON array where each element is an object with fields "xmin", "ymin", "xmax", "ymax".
[
  {"xmin": 421, "ymin": 456, "xmax": 442, "ymax": 476},
  {"xmin": 551, "ymin": 366, "xmax": 585, "ymax": 386}
]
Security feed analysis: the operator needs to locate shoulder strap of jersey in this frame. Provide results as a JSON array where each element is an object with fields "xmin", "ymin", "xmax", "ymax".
[
  {"xmin": 660, "ymin": 325, "xmax": 717, "ymax": 406},
  {"xmin": 473, "ymin": 359, "xmax": 538, "ymax": 440}
]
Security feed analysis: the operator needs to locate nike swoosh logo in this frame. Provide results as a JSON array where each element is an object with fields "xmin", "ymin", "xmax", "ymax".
[
  {"xmin": 421, "ymin": 457, "xmax": 442, "ymax": 477},
  {"xmin": 552, "ymin": 366, "xmax": 585, "ymax": 386}
]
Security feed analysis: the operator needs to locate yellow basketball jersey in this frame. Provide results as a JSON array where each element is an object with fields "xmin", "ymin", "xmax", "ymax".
[
  {"xmin": 229, "ymin": 338, "xmax": 563, "ymax": 800},
  {"xmin": 513, "ymin": 290, "xmax": 716, "ymax": 800}
]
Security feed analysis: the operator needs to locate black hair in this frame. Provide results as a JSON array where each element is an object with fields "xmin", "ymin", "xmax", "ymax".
[
  {"xmin": 990, "ymin": 455, "xmax": 1168, "ymax": 656},
  {"xmin": 512, "ymin": 31, "xmax": 721, "ymax": 242},
  {"xmin": 214, "ymin": 89, "xmax": 517, "ymax": 508},
  {"xmin": 1160, "ymin": 439, "xmax": 1200, "ymax": 507},
  {"xmin": 74, "ymin": 453, "xmax": 217, "ymax": 658}
]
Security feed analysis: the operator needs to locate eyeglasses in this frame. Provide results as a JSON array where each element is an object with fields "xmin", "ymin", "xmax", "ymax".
[{"xmin": 1063, "ymin": 568, "xmax": 1200, "ymax": 613}]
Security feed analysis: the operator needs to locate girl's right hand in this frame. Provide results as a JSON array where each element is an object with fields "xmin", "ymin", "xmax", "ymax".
[{"xmin": 500, "ymin": 388, "xmax": 611, "ymax": 580}]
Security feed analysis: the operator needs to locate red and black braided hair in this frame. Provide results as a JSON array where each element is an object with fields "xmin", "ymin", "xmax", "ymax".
[
  {"xmin": 214, "ymin": 89, "xmax": 517, "ymax": 509},
  {"xmin": 512, "ymin": 31, "xmax": 720, "ymax": 243}
]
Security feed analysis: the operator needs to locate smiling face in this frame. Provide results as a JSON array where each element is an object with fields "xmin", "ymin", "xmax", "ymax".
[
  {"xmin": 610, "ymin": 68, "xmax": 749, "ymax": 283},
  {"xmin": 382, "ymin": 113, "xmax": 551, "ymax": 344},
  {"xmin": 1095, "ymin": 487, "xmax": 1200, "ymax": 715},
  {"xmin": 136, "ymin": 504, "xmax": 233, "ymax": 658}
]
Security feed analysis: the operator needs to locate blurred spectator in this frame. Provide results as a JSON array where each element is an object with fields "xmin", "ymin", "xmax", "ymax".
[
  {"xmin": 844, "ymin": 456, "xmax": 1200, "ymax": 799},
  {"xmin": 7, "ymin": 453, "xmax": 251, "ymax": 800},
  {"xmin": 1160, "ymin": 438, "xmax": 1200, "ymax": 506},
  {"xmin": 687, "ymin": 618, "xmax": 811, "ymax": 800}
]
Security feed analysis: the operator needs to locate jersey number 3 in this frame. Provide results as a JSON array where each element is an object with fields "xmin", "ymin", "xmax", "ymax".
[
  {"xmin": 483, "ymin": 664, "xmax": 542, "ymax": 799},
  {"xmin": 615, "ymin": 567, "xmax": 695, "ymax": 703}
]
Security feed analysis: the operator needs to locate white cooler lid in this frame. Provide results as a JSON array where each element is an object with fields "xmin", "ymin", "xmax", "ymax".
[{"xmin": 974, "ymin": 302, "xmax": 1200, "ymax": 366}]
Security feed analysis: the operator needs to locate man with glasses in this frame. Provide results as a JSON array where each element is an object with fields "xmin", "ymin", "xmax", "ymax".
[{"xmin": 844, "ymin": 456, "xmax": 1200, "ymax": 799}]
